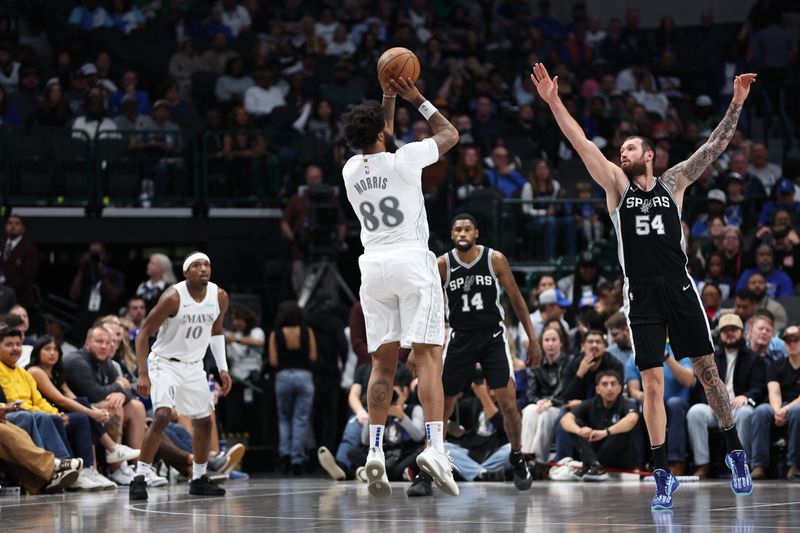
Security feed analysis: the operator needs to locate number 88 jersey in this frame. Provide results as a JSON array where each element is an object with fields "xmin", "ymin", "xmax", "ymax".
[
  {"xmin": 443, "ymin": 246, "xmax": 504, "ymax": 330},
  {"xmin": 343, "ymin": 139, "xmax": 439, "ymax": 253}
]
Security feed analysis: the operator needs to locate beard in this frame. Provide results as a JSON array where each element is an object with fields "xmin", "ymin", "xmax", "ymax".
[
  {"xmin": 621, "ymin": 158, "xmax": 647, "ymax": 180},
  {"xmin": 384, "ymin": 132, "xmax": 398, "ymax": 153},
  {"xmin": 720, "ymin": 336, "xmax": 743, "ymax": 350},
  {"xmin": 454, "ymin": 239, "xmax": 474, "ymax": 252}
]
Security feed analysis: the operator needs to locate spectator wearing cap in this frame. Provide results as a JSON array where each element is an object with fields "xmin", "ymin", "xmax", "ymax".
[
  {"xmin": 744, "ymin": 272, "xmax": 788, "ymax": 332},
  {"xmin": 0, "ymin": 43, "xmax": 19, "ymax": 94},
  {"xmin": 736, "ymin": 244, "xmax": 794, "ymax": 299},
  {"xmin": 758, "ymin": 178, "xmax": 800, "ymax": 228},
  {"xmin": 9, "ymin": 65, "xmax": 41, "ymax": 123},
  {"xmin": 94, "ymin": 52, "xmax": 117, "ymax": 93},
  {"xmin": 750, "ymin": 324, "xmax": 800, "ymax": 480},
  {"xmin": 68, "ymin": 0, "xmax": 113, "ymax": 31},
  {"xmin": 244, "ymin": 68, "xmax": 286, "ymax": 120},
  {"xmin": 114, "ymin": 93, "xmax": 152, "ymax": 130},
  {"xmin": 521, "ymin": 288, "xmax": 572, "ymax": 348},
  {"xmin": 691, "ymin": 189, "xmax": 730, "ymax": 239},
  {"xmin": 27, "ymin": 79, "xmax": 71, "ymax": 127},
  {"xmin": 687, "ymin": 312, "xmax": 765, "ymax": 478},
  {"xmin": 110, "ymin": 69, "xmax": 151, "ymax": 117},
  {"xmin": 723, "ymin": 171, "xmax": 758, "ymax": 229},
  {"xmin": 558, "ymin": 251, "xmax": 607, "ymax": 309},
  {"xmin": 749, "ymin": 143, "xmax": 783, "ymax": 194},
  {"xmin": 71, "ymin": 94, "xmax": 118, "ymax": 142}
]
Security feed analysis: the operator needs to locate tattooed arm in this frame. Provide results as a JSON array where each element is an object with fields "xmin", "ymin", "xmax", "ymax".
[
  {"xmin": 692, "ymin": 354, "xmax": 735, "ymax": 428},
  {"xmin": 382, "ymin": 93, "xmax": 395, "ymax": 135},
  {"xmin": 661, "ymin": 73, "xmax": 757, "ymax": 199},
  {"xmin": 389, "ymin": 77, "xmax": 459, "ymax": 156}
]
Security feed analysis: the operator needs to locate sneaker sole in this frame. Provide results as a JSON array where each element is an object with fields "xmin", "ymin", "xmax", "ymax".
[
  {"xmin": 725, "ymin": 458, "xmax": 753, "ymax": 496},
  {"xmin": 318, "ymin": 447, "xmax": 346, "ymax": 481},
  {"xmin": 582, "ymin": 475, "xmax": 609, "ymax": 482},
  {"xmin": 416, "ymin": 454, "xmax": 459, "ymax": 496},
  {"xmin": 221, "ymin": 444, "xmax": 246, "ymax": 474},
  {"xmin": 514, "ymin": 474, "xmax": 533, "ymax": 490},
  {"xmin": 46, "ymin": 470, "xmax": 80, "ymax": 493},
  {"xmin": 365, "ymin": 459, "xmax": 392, "ymax": 498}
]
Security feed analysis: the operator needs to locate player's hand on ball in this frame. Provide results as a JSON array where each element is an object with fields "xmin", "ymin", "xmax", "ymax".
[
  {"xmin": 219, "ymin": 371, "xmax": 233, "ymax": 396},
  {"xmin": 137, "ymin": 374, "xmax": 151, "ymax": 399},
  {"xmin": 388, "ymin": 77, "xmax": 422, "ymax": 103},
  {"xmin": 732, "ymin": 73, "xmax": 756, "ymax": 104}
]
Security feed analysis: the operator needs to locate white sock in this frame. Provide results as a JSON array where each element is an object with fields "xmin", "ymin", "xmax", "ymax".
[
  {"xmin": 426, "ymin": 421, "xmax": 444, "ymax": 453},
  {"xmin": 137, "ymin": 461, "xmax": 152, "ymax": 476},
  {"xmin": 192, "ymin": 462, "xmax": 207, "ymax": 480},
  {"xmin": 369, "ymin": 424, "xmax": 384, "ymax": 451}
]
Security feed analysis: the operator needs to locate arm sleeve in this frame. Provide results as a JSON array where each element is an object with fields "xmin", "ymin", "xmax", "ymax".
[
  {"xmin": 64, "ymin": 356, "xmax": 125, "ymax": 403},
  {"xmin": 397, "ymin": 405, "xmax": 426, "ymax": 442},
  {"xmin": 395, "ymin": 138, "xmax": 439, "ymax": 173}
]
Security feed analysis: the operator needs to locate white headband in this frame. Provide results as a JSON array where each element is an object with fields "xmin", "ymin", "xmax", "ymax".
[{"xmin": 183, "ymin": 252, "xmax": 210, "ymax": 273}]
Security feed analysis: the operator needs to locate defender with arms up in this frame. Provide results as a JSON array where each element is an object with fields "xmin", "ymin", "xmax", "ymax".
[
  {"xmin": 531, "ymin": 62, "xmax": 756, "ymax": 510},
  {"xmin": 342, "ymin": 76, "xmax": 459, "ymax": 498}
]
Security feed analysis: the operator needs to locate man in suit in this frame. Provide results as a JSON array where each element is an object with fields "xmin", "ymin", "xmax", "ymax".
[
  {"xmin": 0, "ymin": 215, "xmax": 38, "ymax": 310},
  {"xmin": 687, "ymin": 313, "xmax": 767, "ymax": 478}
]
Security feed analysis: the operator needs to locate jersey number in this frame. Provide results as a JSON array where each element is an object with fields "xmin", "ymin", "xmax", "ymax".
[
  {"xmin": 184, "ymin": 326, "xmax": 203, "ymax": 340},
  {"xmin": 635, "ymin": 214, "xmax": 665, "ymax": 236},
  {"xmin": 461, "ymin": 292, "xmax": 484, "ymax": 312},
  {"xmin": 359, "ymin": 196, "xmax": 404, "ymax": 231}
]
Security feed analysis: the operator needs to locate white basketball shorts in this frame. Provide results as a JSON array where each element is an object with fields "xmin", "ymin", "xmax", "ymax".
[
  {"xmin": 148, "ymin": 356, "xmax": 214, "ymax": 419},
  {"xmin": 359, "ymin": 247, "xmax": 444, "ymax": 353}
]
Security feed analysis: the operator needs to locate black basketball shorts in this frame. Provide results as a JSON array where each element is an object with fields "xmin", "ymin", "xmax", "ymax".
[
  {"xmin": 442, "ymin": 324, "xmax": 514, "ymax": 396},
  {"xmin": 624, "ymin": 270, "xmax": 714, "ymax": 371}
]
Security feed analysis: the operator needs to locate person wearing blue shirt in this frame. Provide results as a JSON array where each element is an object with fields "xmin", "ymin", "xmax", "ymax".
[
  {"xmin": 736, "ymin": 244, "xmax": 794, "ymax": 298},
  {"xmin": 625, "ymin": 345, "xmax": 695, "ymax": 474},
  {"xmin": 68, "ymin": 0, "xmax": 113, "ymax": 31},
  {"xmin": 485, "ymin": 148, "xmax": 526, "ymax": 198},
  {"xmin": 758, "ymin": 178, "xmax": 800, "ymax": 227}
]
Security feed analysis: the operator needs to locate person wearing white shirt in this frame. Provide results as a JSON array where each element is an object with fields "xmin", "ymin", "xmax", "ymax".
[
  {"xmin": 72, "ymin": 95, "xmax": 118, "ymax": 141},
  {"xmin": 326, "ymin": 25, "xmax": 357, "ymax": 57},
  {"xmin": 244, "ymin": 70, "xmax": 286, "ymax": 118},
  {"xmin": 219, "ymin": 0, "xmax": 251, "ymax": 37}
]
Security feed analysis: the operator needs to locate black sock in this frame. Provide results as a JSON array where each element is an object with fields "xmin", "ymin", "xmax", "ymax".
[
  {"xmin": 651, "ymin": 443, "xmax": 668, "ymax": 472},
  {"xmin": 723, "ymin": 425, "xmax": 743, "ymax": 452}
]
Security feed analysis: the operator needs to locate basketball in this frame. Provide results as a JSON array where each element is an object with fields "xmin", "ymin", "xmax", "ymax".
[{"xmin": 377, "ymin": 47, "xmax": 420, "ymax": 91}]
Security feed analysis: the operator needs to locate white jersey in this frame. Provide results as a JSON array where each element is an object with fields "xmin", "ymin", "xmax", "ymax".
[
  {"xmin": 150, "ymin": 281, "xmax": 220, "ymax": 363},
  {"xmin": 343, "ymin": 138, "xmax": 439, "ymax": 252}
]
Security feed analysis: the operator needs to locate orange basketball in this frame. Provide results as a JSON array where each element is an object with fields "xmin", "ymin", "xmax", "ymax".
[{"xmin": 377, "ymin": 47, "xmax": 420, "ymax": 91}]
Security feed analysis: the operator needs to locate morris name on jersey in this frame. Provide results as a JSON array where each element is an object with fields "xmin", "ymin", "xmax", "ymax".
[{"xmin": 352, "ymin": 175, "xmax": 388, "ymax": 195}]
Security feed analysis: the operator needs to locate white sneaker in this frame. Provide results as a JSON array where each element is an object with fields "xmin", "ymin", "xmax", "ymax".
[
  {"xmin": 364, "ymin": 448, "xmax": 391, "ymax": 498},
  {"xmin": 143, "ymin": 468, "xmax": 168, "ymax": 487},
  {"xmin": 106, "ymin": 444, "xmax": 140, "ymax": 464},
  {"xmin": 70, "ymin": 469, "xmax": 105, "ymax": 491},
  {"xmin": 416, "ymin": 447, "xmax": 459, "ymax": 496},
  {"xmin": 87, "ymin": 469, "xmax": 118, "ymax": 490},
  {"xmin": 355, "ymin": 466, "xmax": 368, "ymax": 483},
  {"xmin": 318, "ymin": 446, "xmax": 345, "ymax": 481},
  {"xmin": 107, "ymin": 463, "xmax": 135, "ymax": 486}
]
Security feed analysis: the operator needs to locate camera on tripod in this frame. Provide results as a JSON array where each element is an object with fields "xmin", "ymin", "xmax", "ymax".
[{"xmin": 304, "ymin": 184, "xmax": 341, "ymax": 261}]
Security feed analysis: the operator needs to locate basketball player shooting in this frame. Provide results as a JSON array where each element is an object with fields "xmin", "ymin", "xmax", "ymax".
[
  {"xmin": 129, "ymin": 252, "xmax": 232, "ymax": 501},
  {"xmin": 531, "ymin": 62, "xmax": 756, "ymax": 510},
  {"xmin": 439, "ymin": 213, "xmax": 542, "ymax": 491},
  {"xmin": 341, "ymin": 75, "xmax": 459, "ymax": 498}
]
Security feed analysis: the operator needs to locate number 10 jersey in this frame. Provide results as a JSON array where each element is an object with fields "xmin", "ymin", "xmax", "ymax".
[
  {"xmin": 150, "ymin": 280, "xmax": 220, "ymax": 363},
  {"xmin": 343, "ymin": 138, "xmax": 439, "ymax": 252},
  {"xmin": 443, "ymin": 246, "xmax": 504, "ymax": 330},
  {"xmin": 609, "ymin": 178, "xmax": 687, "ymax": 279}
]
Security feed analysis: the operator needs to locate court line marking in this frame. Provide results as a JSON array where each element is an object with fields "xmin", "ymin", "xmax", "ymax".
[{"xmin": 710, "ymin": 501, "xmax": 800, "ymax": 512}]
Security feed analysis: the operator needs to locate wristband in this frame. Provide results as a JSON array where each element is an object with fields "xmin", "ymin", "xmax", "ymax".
[
  {"xmin": 606, "ymin": 428, "xmax": 612, "ymax": 437},
  {"xmin": 382, "ymin": 93, "xmax": 396, "ymax": 99},
  {"xmin": 418, "ymin": 100, "xmax": 438, "ymax": 120},
  {"xmin": 210, "ymin": 334, "xmax": 228, "ymax": 373}
]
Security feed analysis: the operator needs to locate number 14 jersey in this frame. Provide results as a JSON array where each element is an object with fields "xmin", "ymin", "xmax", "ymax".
[
  {"xmin": 150, "ymin": 280, "xmax": 220, "ymax": 363},
  {"xmin": 443, "ymin": 246, "xmax": 504, "ymax": 330},
  {"xmin": 609, "ymin": 178, "xmax": 687, "ymax": 278},
  {"xmin": 343, "ymin": 138, "xmax": 439, "ymax": 252}
]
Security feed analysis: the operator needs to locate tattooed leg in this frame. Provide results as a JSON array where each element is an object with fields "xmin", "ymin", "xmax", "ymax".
[
  {"xmin": 367, "ymin": 342, "xmax": 399, "ymax": 426},
  {"xmin": 692, "ymin": 354, "xmax": 735, "ymax": 429}
]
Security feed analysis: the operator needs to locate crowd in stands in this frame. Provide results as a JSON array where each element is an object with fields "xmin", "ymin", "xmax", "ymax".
[{"xmin": 2, "ymin": 0, "xmax": 800, "ymax": 495}]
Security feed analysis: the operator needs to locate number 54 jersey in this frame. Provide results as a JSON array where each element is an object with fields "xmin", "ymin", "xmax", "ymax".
[{"xmin": 343, "ymin": 138, "xmax": 439, "ymax": 253}]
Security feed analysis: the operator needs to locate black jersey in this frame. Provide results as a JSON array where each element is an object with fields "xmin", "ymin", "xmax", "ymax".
[
  {"xmin": 443, "ymin": 246, "xmax": 504, "ymax": 330},
  {"xmin": 610, "ymin": 179, "xmax": 687, "ymax": 279}
]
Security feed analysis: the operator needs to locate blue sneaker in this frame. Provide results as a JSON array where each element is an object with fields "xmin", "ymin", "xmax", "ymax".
[
  {"xmin": 724, "ymin": 450, "xmax": 753, "ymax": 496},
  {"xmin": 651, "ymin": 469, "xmax": 680, "ymax": 510},
  {"xmin": 228, "ymin": 470, "xmax": 249, "ymax": 481}
]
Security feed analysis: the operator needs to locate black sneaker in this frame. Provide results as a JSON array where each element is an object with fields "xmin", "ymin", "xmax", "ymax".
[
  {"xmin": 570, "ymin": 466, "xmax": 589, "ymax": 480},
  {"xmin": 582, "ymin": 465, "xmax": 609, "ymax": 482},
  {"xmin": 510, "ymin": 450, "xmax": 533, "ymax": 490},
  {"xmin": 189, "ymin": 475, "xmax": 226, "ymax": 496},
  {"xmin": 406, "ymin": 472, "xmax": 432, "ymax": 497},
  {"xmin": 129, "ymin": 474, "xmax": 148, "ymax": 501}
]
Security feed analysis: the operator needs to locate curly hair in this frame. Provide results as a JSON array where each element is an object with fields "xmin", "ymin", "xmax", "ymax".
[{"xmin": 342, "ymin": 100, "xmax": 384, "ymax": 150}]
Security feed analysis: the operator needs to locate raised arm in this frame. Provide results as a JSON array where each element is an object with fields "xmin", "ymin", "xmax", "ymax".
[
  {"xmin": 389, "ymin": 77, "xmax": 459, "ymax": 156},
  {"xmin": 382, "ymin": 93, "xmax": 396, "ymax": 135},
  {"xmin": 531, "ymin": 63, "xmax": 625, "ymax": 205},
  {"xmin": 661, "ymin": 73, "xmax": 756, "ymax": 198}
]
